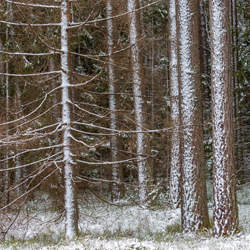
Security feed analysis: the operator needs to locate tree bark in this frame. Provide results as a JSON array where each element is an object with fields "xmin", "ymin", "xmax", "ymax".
[
  {"xmin": 61, "ymin": 0, "xmax": 78, "ymax": 239},
  {"xmin": 209, "ymin": 0, "xmax": 238, "ymax": 236},
  {"xmin": 230, "ymin": 0, "xmax": 243, "ymax": 180},
  {"xmin": 176, "ymin": 0, "xmax": 209, "ymax": 232},
  {"xmin": 169, "ymin": 0, "xmax": 181, "ymax": 209},
  {"xmin": 106, "ymin": 0, "xmax": 124, "ymax": 201},
  {"xmin": 128, "ymin": 0, "xmax": 152, "ymax": 205}
]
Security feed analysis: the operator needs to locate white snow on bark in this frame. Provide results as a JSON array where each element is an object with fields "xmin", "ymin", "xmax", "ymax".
[
  {"xmin": 178, "ymin": 0, "xmax": 200, "ymax": 232},
  {"xmin": 210, "ymin": 0, "xmax": 236, "ymax": 235},
  {"xmin": 107, "ymin": 0, "xmax": 121, "ymax": 199},
  {"xmin": 128, "ymin": 0, "xmax": 148, "ymax": 205},
  {"xmin": 6, "ymin": 0, "xmax": 60, "ymax": 8},
  {"xmin": 61, "ymin": 0, "xmax": 77, "ymax": 239},
  {"xmin": 4, "ymin": 1, "xmax": 12, "ymax": 205},
  {"xmin": 169, "ymin": 0, "xmax": 181, "ymax": 209}
]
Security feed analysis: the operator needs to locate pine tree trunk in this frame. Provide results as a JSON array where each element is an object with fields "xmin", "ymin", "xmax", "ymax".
[
  {"xmin": 210, "ymin": 0, "xmax": 238, "ymax": 236},
  {"xmin": 106, "ymin": 0, "xmax": 124, "ymax": 201},
  {"xmin": 169, "ymin": 0, "xmax": 181, "ymax": 209},
  {"xmin": 199, "ymin": 0, "xmax": 212, "ymax": 179},
  {"xmin": 61, "ymin": 0, "xmax": 78, "ymax": 238},
  {"xmin": 199, "ymin": 0, "xmax": 209, "ymax": 85},
  {"xmin": 128, "ymin": 0, "xmax": 152, "ymax": 205},
  {"xmin": 230, "ymin": 0, "xmax": 243, "ymax": 180},
  {"xmin": 176, "ymin": 0, "xmax": 209, "ymax": 232}
]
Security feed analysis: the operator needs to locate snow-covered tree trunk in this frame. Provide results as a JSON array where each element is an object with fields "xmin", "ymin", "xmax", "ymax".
[
  {"xmin": 106, "ymin": 0, "xmax": 124, "ymax": 201},
  {"xmin": 61, "ymin": 0, "xmax": 78, "ymax": 239},
  {"xmin": 176, "ymin": 0, "xmax": 209, "ymax": 232},
  {"xmin": 169, "ymin": 0, "xmax": 181, "ymax": 209},
  {"xmin": 0, "ymin": 32, "xmax": 6, "ymax": 199},
  {"xmin": 3, "ymin": 1, "xmax": 13, "ymax": 208},
  {"xmin": 209, "ymin": 0, "xmax": 238, "ymax": 236},
  {"xmin": 230, "ymin": 0, "xmax": 243, "ymax": 179},
  {"xmin": 128, "ymin": 0, "xmax": 152, "ymax": 205}
]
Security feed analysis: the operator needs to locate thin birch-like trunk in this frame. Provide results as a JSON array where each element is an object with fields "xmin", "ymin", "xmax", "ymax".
[
  {"xmin": 61, "ymin": 0, "xmax": 78, "ymax": 238},
  {"xmin": 169, "ymin": 0, "xmax": 181, "ymax": 209},
  {"xmin": 15, "ymin": 84, "xmax": 22, "ymax": 196},
  {"xmin": 176, "ymin": 0, "xmax": 209, "ymax": 232},
  {"xmin": 209, "ymin": 0, "xmax": 238, "ymax": 236},
  {"xmin": 0, "ymin": 39, "xmax": 3, "ymax": 84},
  {"xmin": 4, "ymin": 2, "xmax": 13, "ymax": 208},
  {"xmin": 128, "ymin": 0, "xmax": 152, "ymax": 205},
  {"xmin": 0, "ymin": 33, "xmax": 5, "ymax": 196},
  {"xmin": 106, "ymin": 0, "xmax": 124, "ymax": 201}
]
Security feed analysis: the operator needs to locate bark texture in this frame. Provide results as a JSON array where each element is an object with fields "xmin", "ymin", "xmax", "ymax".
[
  {"xmin": 169, "ymin": 0, "xmax": 181, "ymax": 209},
  {"xmin": 210, "ymin": 0, "xmax": 238, "ymax": 236},
  {"xmin": 176, "ymin": 0, "xmax": 209, "ymax": 232},
  {"xmin": 128, "ymin": 0, "xmax": 152, "ymax": 205},
  {"xmin": 61, "ymin": 0, "xmax": 78, "ymax": 239},
  {"xmin": 106, "ymin": 0, "xmax": 124, "ymax": 201},
  {"xmin": 230, "ymin": 0, "xmax": 243, "ymax": 179}
]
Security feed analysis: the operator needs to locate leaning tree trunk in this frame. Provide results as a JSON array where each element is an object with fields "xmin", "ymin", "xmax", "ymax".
[
  {"xmin": 176, "ymin": 0, "xmax": 209, "ymax": 232},
  {"xmin": 61, "ymin": 0, "xmax": 78, "ymax": 239},
  {"xmin": 106, "ymin": 0, "xmax": 124, "ymax": 201},
  {"xmin": 169, "ymin": 0, "xmax": 181, "ymax": 209},
  {"xmin": 128, "ymin": 0, "xmax": 152, "ymax": 205},
  {"xmin": 209, "ymin": 0, "xmax": 238, "ymax": 236}
]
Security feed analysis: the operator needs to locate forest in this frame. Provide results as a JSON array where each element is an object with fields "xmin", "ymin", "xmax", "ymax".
[{"xmin": 0, "ymin": 0, "xmax": 250, "ymax": 249}]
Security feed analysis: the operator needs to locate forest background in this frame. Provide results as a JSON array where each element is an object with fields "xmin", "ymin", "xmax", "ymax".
[{"xmin": 0, "ymin": 0, "xmax": 250, "ymax": 245}]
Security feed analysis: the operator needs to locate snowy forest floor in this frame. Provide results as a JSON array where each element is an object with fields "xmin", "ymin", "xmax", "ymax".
[{"xmin": 1, "ymin": 183, "xmax": 250, "ymax": 249}]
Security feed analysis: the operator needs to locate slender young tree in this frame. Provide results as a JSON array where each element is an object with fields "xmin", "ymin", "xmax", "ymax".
[
  {"xmin": 169, "ymin": 0, "xmax": 181, "ymax": 209},
  {"xmin": 176, "ymin": 0, "xmax": 209, "ymax": 232},
  {"xmin": 106, "ymin": 0, "xmax": 124, "ymax": 201},
  {"xmin": 61, "ymin": 0, "xmax": 78, "ymax": 238},
  {"xmin": 127, "ymin": 0, "xmax": 152, "ymax": 205},
  {"xmin": 3, "ymin": 1, "xmax": 12, "ymax": 208},
  {"xmin": 0, "ymin": 38, "xmax": 3, "ymax": 84},
  {"xmin": 209, "ymin": 0, "xmax": 238, "ymax": 236}
]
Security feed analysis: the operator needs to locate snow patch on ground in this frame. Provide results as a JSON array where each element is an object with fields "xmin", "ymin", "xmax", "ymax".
[{"xmin": 2, "ymin": 190, "xmax": 250, "ymax": 249}]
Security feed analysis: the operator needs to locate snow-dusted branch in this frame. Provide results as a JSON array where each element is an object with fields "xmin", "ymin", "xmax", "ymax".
[
  {"xmin": 68, "ymin": 0, "xmax": 161, "ymax": 29},
  {"xmin": 0, "ymin": 20, "xmax": 61, "ymax": 27},
  {"xmin": 6, "ymin": 0, "xmax": 60, "ymax": 9},
  {"xmin": 76, "ymin": 156, "xmax": 148, "ymax": 165},
  {"xmin": 0, "ymin": 51, "xmax": 60, "ymax": 56},
  {"xmin": 0, "ymin": 93, "xmax": 48, "ymax": 126},
  {"xmin": 0, "ymin": 144, "xmax": 63, "ymax": 163},
  {"xmin": 0, "ymin": 71, "xmax": 60, "ymax": 77},
  {"xmin": 0, "ymin": 168, "xmax": 58, "ymax": 211},
  {"xmin": 71, "ymin": 102, "xmax": 105, "ymax": 119},
  {"xmin": 69, "ymin": 134, "xmax": 104, "ymax": 148},
  {"xmin": 0, "ymin": 151, "xmax": 62, "ymax": 172},
  {"xmin": 12, "ymin": 2, "xmax": 61, "ymax": 53}
]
